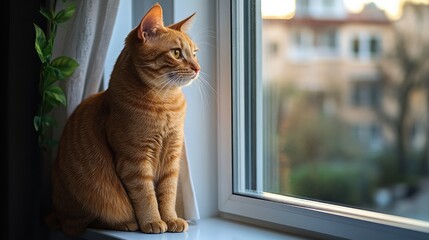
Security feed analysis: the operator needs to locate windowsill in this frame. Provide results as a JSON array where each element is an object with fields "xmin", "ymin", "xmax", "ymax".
[{"xmin": 51, "ymin": 217, "xmax": 312, "ymax": 240}]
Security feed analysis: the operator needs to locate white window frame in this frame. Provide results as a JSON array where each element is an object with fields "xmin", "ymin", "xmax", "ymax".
[{"xmin": 217, "ymin": 1, "xmax": 429, "ymax": 239}]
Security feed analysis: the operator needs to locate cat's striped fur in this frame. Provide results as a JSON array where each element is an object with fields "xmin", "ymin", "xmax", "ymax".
[{"xmin": 51, "ymin": 4, "xmax": 199, "ymax": 235}]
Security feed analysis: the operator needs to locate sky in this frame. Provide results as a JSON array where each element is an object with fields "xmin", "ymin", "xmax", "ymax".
[{"xmin": 262, "ymin": 0, "xmax": 429, "ymax": 20}]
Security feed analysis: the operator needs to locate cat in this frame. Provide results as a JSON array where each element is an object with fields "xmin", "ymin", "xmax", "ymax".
[{"xmin": 50, "ymin": 3, "xmax": 200, "ymax": 235}]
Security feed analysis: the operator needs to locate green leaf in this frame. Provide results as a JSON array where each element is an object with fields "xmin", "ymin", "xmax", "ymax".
[
  {"xmin": 43, "ymin": 42, "xmax": 53, "ymax": 61},
  {"xmin": 51, "ymin": 56, "xmax": 79, "ymax": 78},
  {"xmin": 41, "ymin": 115, "xmax": 57, "ymax": 127},
  {"xmin": 39, "ymin": 6, "xmax": 54, "ymax": 21},
  {"xmin": 34, "ymin": 115, "xmax": 42, "ymax": 131},
  {"xmin": 45, "ymin": 86, "xmax": 67, "ymax": 106},
  {"xmin": 44, "ymin": 76, "xmax": 57, "ymax": 88},
  {"xmin": 54, "ymin": 3, "xmax": 76, "ymax": 24},
  {"xmin": 34, "ymin": 24, "xmax": 46, "ymax": 62},
  {"xmin": 44, "ymin": 65, "xmax": 65, "ymax": 85}
]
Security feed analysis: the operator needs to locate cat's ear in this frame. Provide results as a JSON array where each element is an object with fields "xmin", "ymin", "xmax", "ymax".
[
  {"xmin": 138, "ymin": 3, "xmax": 165, "ymax": 41},
  {"xmin": 168, "ymin": 13, "xmax": 196, "ymax": 32}
]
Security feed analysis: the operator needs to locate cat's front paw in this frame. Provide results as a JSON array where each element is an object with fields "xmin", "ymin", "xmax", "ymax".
[
  {"xmin": 141, "ymin": 220, "xmax": 167, "ymax": 234},
  {"xmin": 166, "ymin": 218, "xmax": 188, "ymax": 232}
]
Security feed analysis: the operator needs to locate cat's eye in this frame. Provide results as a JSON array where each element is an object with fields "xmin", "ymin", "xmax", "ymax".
[
  {"xmin": 172, "ymin": 49, "xmax": 182, "ymax": 59},
  {"xmin": 193, "ymin": 50, "xmax": 198, "ymax": 57}
]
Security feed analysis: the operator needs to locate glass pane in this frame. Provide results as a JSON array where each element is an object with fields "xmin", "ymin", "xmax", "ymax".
[{"xmin": 261, "ymin": 0, "xmax": 429, "ymax": 222}]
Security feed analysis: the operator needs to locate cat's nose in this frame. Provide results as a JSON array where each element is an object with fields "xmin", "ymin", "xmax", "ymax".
[{"xmin": 191, "ymin": 65, "xmax": 200, "ymax": 74}]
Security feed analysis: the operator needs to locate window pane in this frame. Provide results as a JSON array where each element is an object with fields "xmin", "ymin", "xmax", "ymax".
[{"xmin": 261, "ymin": 0, "xmax": 429, "ymax": 222}]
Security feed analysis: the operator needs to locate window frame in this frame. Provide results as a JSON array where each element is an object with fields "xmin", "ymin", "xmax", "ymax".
[{"xmin": 217, "ymin": 0, "xmax": 429, "ymax": 239}]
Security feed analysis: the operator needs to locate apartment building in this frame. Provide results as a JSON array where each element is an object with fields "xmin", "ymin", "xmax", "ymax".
[{"xmin": 262, "ymin": 0, "xmax": 427, "ymax": 151}]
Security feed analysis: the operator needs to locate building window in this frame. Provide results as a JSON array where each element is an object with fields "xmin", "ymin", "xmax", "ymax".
[
  {"xmin": 293, "ymin": 29, "xmax": 312, "ymax": 49},
  {"xmin": 219, "ymin": 1, "xmax": 429, "ymax": 239},
  {"xmin": 353, "ymin": 123, "xmax": 383, "ymax": 151},
  {"xmin": 352, "ymin": 37, "xmax": 360, "ymax": 58},
  {"xmin": 323, "ymin": 0, "xmax": 334, "ymax": 8},
  {"xmin": 410, "ymin": 121, "xmax": 426, "ymax": 150},
  {"xmin": 351, "ymin": 34, "xmax": 382, "ymax": 60},
  {"xmin": 293, "ymin": 31, "xmax": 303, "ymax": 47},
  {"xmin": 296, "ymin": 0, "xmax": 310, "ymax": 16},
  {"xmin": 351, "ymin": 81, "xmax": 380, "ymax": 107},
  {"xmin": 369, "ymin": 36, "xmax": 381, "ymax": 58},
  {"xmin": 316, "ymin": 29, "xmax": 338, "ymax": 54},
  {"xmin": 325, "ymin": 30, "xmax": 337, "ymax": 49}
]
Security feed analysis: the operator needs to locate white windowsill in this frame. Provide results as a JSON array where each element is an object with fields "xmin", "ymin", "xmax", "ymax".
[{"xmin": 51, "ymin": 217, "xmax": 311, "ymax": 240}]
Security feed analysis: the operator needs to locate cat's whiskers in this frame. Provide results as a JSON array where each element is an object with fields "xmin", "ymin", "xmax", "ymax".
[
  {"xmin": 196, "ymin": 42, "xmax": 216, "ymax": 50},
  {"xmin": 200, "ymin": 73, "xmax": 213, "ymax": 112},
  {"xmin": 194, "ymin": 77, "xmax": 206, "ymax": 115},
  {"xmin": 151, "ymin": 78, "xmax": 175, "ymax": 104},
  {"xmin": 191, "ymin": 27, "xmax": 216, "ymax": 42},
  {"xmin": 161, "ymin": 75, "xmax": 180, "ymax": 99},
  {"xmin": 140, "ymin": 79, "xmax": 168, "ymax": 99},
  {"xmin": 198, "ymin": 71, "xmax": 217, "ymax": 95},
  {"xmin": 149, "ymin": 71, "xmax": 184, "ymax": 105},
  {"xmin": 140, "ymin": 70, "xmax": 182, "ymax": 99},
  {"xmin": 192, "ymin": 27, "xmax": 216, "ymax": 50}
]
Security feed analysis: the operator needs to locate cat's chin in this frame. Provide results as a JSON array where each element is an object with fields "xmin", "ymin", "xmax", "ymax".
[
  {"xmin": 180, "ymin": 79, "xmax": 194, "ymax": 87},
  {"xmin": 177, "ymin": 76, "xmax": 198, "ymax": 87}
]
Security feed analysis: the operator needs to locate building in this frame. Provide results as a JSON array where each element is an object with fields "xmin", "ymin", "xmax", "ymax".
[
  {"xmin": 262, "ymin": 0, "xmax": 427, "ymax": 152},
  {"xmin": 261, "ymin": 0, "xmax": 429, "ymax": 194}
]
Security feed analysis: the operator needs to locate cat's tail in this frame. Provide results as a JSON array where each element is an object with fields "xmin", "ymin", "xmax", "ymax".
[{"xmin": 45, "ymin": 212, "xmax": 61, "ymax": 229}]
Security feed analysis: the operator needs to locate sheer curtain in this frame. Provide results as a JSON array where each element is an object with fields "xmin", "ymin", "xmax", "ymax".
[
  {"xmin": 53, "ymin": 0, "xmax": 119, "ymax": 115},
  {"xmin": 53, "ymin": 0, "xmax": 199, "ymax": 223}
]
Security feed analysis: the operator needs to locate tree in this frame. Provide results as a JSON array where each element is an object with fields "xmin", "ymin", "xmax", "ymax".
[{"xmin": 377, "ymin": 3, "xmax": 429, "ymax": 179}]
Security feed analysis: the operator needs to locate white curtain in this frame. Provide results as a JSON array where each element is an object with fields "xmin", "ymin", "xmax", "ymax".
[
  {"xmin": 54, "ymin": 0, "xmax": 119, "ymax": 115},
  {"xmin": 53, "ymin": 0, "xmax": 199, "ymax": 223}
]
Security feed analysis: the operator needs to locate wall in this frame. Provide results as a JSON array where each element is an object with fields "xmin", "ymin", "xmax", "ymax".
[
  {"xmin": 103, "ymin": 0, "xmax": 132, "ymax": 90},
  {"xmin": 174, "ymin": 0, "xmax": 219, "ymax": 219},
  {"xmin": 7, "ymin": 0, "xmax": 49, "ymax": 239}
]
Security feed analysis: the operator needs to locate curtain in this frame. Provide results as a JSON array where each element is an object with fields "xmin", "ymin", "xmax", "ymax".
[
  {"xmin": 54, "ymin": 0, "xmax": 119, "ymax": 115},
  {"xmin": 52, "ymin": 0, "xmax": 199, "ymax": 223}
]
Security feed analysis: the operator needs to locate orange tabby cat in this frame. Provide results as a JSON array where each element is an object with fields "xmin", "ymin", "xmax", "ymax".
[{"xmin": 50, "ymin": 4, "xmax": 200, "ymax": 235}]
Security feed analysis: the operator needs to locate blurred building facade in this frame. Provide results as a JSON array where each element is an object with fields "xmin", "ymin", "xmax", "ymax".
[{"xmin": 262, "ymin": 0, "xmax": 428, "ymax": 153}]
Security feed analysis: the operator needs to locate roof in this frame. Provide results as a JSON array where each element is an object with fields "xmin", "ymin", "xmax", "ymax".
[{"xmin": 264, "ymin": 2, "xmax": 391, "ymax": 26}]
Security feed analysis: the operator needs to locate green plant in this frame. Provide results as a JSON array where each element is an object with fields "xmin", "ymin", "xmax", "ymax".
[
  {"xmin": 33, "ymin": 0, "xmax": 78, "ymax": 148},
  {"xmin": 289, "ymin": 162, "xmax": 377, "ymax": 206},
  {"xmin": 373, "ymin": 150, "xmax": 424, "ymax": 188}
]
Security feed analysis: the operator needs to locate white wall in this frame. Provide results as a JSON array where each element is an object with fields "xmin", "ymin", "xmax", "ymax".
[
  {"xmin": 103, "ymin": 0, "xmax": 132, "ymax": 90},
  {"xmin": 174, "ymin": 0, "xmax": 219, "ymax": 219}
]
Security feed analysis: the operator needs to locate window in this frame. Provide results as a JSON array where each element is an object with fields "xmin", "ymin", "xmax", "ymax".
[
  {"xmin": 219, "ymin": 1, "xmax": 429, "ymax": 239},
  {"xmin": 290, "ymin": 29, "xmax": 313, "ymax": 59},
  {"xmin": 351, "ymin": 34, "xmax": 382, "ymax": 60},
  {"xmin": 369, "ymin": 36, "xmax": 381, "ymax": 58},
  {"xmin": 352, "ymin": 36, "xmax": 360, "ymax": 58},
  {"xmin": 352, "ymin": 123, "xmax": 383, "ymax": 151},
  {"xmin": 293, "ymin": 31, "xmax": 303, "ymax": 47},
  {"xmin": 323, "ymin": 0, "xmax": 334, "ymax": 8},
  {"xmin": 315, "ymin": 29, "xmax": 338, "ymax": 54},
  {"xmin": 351, "ymin": 81, "xmax": 380, "ymax": 108},
  {"xmin": 296, "ymin": 0, "xmax": 310, "ymax": 16},
  {"xmin": 410, "ymin": 121, "xmax": 426, "ymax": 150},
  {"xmin": 292, "ymin": 29, "xmax": 312, "ymax": 49}
]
